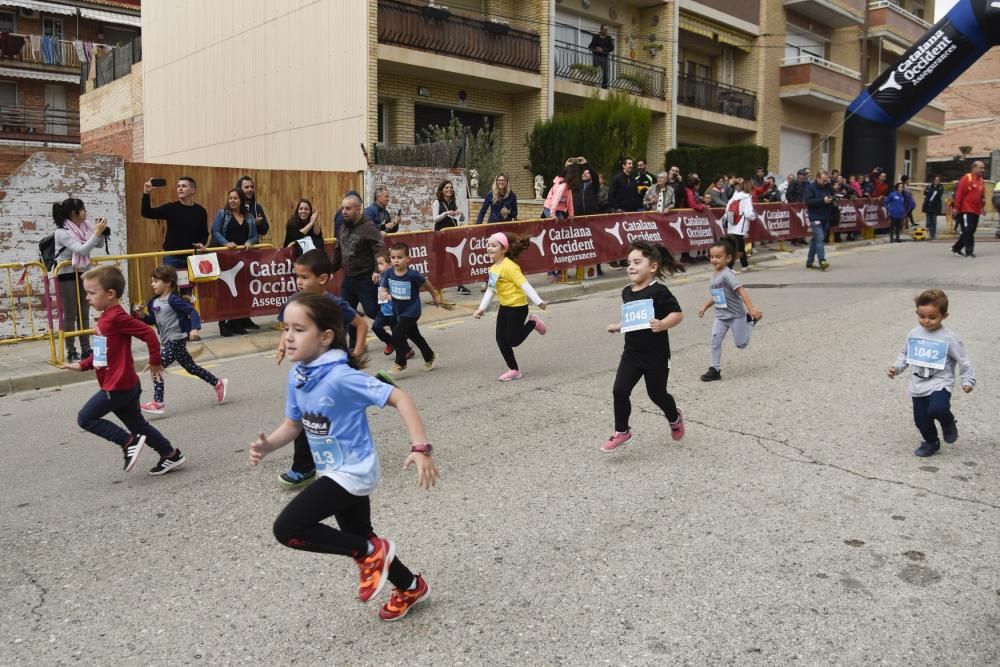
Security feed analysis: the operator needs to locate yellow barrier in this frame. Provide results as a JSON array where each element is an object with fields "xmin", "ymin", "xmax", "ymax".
[{"xmin": 0, "ymin": 261, "xmax": 56, "ymax": 359}]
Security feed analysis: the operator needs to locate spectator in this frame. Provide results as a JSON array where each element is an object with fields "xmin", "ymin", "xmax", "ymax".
[
  {"xmin": 682, "ymin": 174, "xmax": 706, "ymax": 211},
  {"xmin": 634, "ymin": 159, "xmax": 654, "ymax": 201},
  {"xmin": 284, "ymin": 198, "xmax": 325, "ymax": 251},
  {"xmin": 644, "ymin": 171, "xmax": 674, "ymax": 212},
  {"xmin": 211, "ymin": 188, "xmax": 259, "ymax": 336},
  {"xmin": 885, "ymin": 182, "xmax": 907, "ymax": 243},
  {"xmin": 785, "ymin": 169, "xmax": 808, "ymax": 203},
  {"xmin": 597, "ymin": 172, "xmax": 611, "ymax": 211},
  {"xmin": 333, "ymin": 189, "xmax": 361, "ymax": 239},
  {"xmin": 922, "ymin": 176, "xmax": 943, "ymax": 240},
  {"xmin": 751, "ymin": 166, "xmax": 766, "ymax": 190},
  {"xmin": 141, "ymin": 177, "xmax": 207, "ymax": 341},
  {"xmin": 900, "ymin": 174, "xmax": 916, "ymax": 229},
  {"xmin": 872, "ymin": 171, "xmax": 890, "ymax": 198},
  {"xmin": 757, "ymin": 176, "xmax": 781, "ymax": 204},
  {"xmin": 706, "ymin": 177, "xmax": 728, "ymax": 207},
  {"xmin": 723, "ymin": 178, "xmax": 756, "ymax": 271},
  {"xmin": 667, "ymin": 165, "xmax": 685, "ymax": 208},
  {"xmin": 363, "ymin": 186, "xmax": 399, "ymax": 234},
  {"xmin": 609, "ymin": 158, "xmax": 642, "ymax": 212},
  {"xmin": 542, "ymin": 164, "xmax": 578, "ymax": 220},
  {"xmin": 778, "ymin": 173, "xmax": 793, "ymax": 202},
  {"xmin": 804, "ymin": 170, "xmax": 835, "ymax": 270},
  {"xmin": 52, "ymin": 197, "xmax": 108, "ymax": 362},
  {"xmin": 587, "ymin": 24, "xmax": 614, "ymax": 88},
  {"xmin": 331, "ymin": 193, "xmax": 385, "ymax": 346},
  {"xmin": 576, "ymin": 167, "xmax": 602, "ymax": 214},
  {"xmin": 831, "ymin": 179, "xmax": 851, "ymax": 241},
  {"xmin": 951, "ymin": 160, "xmax": 986, "ymax": 258},
  {"xmin": 476, "ymin": 173, "xmax": 518, "ymax": 224},
  {"xmin": 847, "ymin": 174, "xmax": 863, "ymax": 199},
  {"xmin": 233, "ymin": 175, "xmax": 268, "ymax": 331},
  {"xmin": 432, "ymin": 180, "xmax": 471, "ymax": 294}
]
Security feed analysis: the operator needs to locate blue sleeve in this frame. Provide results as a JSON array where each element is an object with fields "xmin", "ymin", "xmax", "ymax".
[
  {"xmin": 247, "ymin": 217, "xmax": 259, "ymax": 245},
  {"xmin": 476, "ymin": 193, "xmax": 492, "ymax": 225},
  {"xmin": 339, "ymin": 367, "xmax": 394, "ymax": 410},
  {"xmin": 508, "ymin": 193, "xmax": 518, "ymax": 220},
  {"xmin": 168, "ymin": 293, "xmax": 196, "ymax": 316},
  {"xmin": 411, "ymin": 270, "xmax": 426, "ymax": 288},
  {"xmin": 285, "ymin": 373, "xmax": 302, "ymax": 421},
  {"xmin": 211, "ymin": 210, "xmax": 228, "ymax": 246},
  {"xmin": 328, "ymin": 295, "xmax": 358, "ymax": 324},
  {"xmin": 277, "ymin": 299, "xmax": 288, "ymax": 323},
  {"xmin": 380, "ymin": 270, "xmax": 389, "ymax": 288}
]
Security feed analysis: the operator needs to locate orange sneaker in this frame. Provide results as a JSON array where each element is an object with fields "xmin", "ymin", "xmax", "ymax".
[
  {"xmin": 379, "ymin": 574, "xmax": 430, "ymax": 621},
  {"xmin": 355, "ymin": 536, "xmax": 395, "ymax": 602}
]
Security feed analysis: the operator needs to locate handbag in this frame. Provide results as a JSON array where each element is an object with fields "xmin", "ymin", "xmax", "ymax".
[{"xmin": 187, "ymin": 252, "xmax": 221, "ymax": 282}]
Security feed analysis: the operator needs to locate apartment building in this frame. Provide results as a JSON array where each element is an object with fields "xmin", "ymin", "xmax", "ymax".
[
  {"xmin": 132, "ymin": 0, "xmax": 944, "ymax": 196},
  {"xmin": 0, "ymin": 0, "xmax": 139, "ymax": 176}
]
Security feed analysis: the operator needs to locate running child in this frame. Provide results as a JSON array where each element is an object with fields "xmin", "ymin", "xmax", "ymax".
[
  {"xmin": 380, "ymin": 242, "xmax": 441, "ymax": 373},
  {"xmin": 603, "ymin": 240, "xmax": 686, "ymax": 452},
  {"xmin": 473, "ymin": 232, "xmax": 547, "ymax": 381},
  {"xmin": 697, "ymin": 238, "xmax": 763, "ymax": 382},
  {"xmin": 132, "ymin": 265, "xmax": 228, "ymax": 414},
  {"xmin": 373, "ymin": 252, "xmax": 400, "ymax": 356},
  {"xmin": 275, "ymin": 249, "xmax": 376, "ymax": 488},
  {"xmin": 62, "ymin": 265, "xmax": 186, "ymax": 475},
  {"xmin": 887, "ymin": 289, "xmax": 975, "ymax": 457},
  {"xmin": 250, "ymin": 292, "xmax": 439, "ymax": 621}
]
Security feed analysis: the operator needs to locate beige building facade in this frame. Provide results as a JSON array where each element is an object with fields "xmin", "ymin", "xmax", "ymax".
[{"xmin": 129, "ymin": 0, "xmax": 946, "ymax": 194}]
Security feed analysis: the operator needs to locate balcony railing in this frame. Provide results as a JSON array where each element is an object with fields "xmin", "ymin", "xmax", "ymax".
[
  {"xmin": 0, "ymin": 105, "xmax": 80, "ymax": 142},
  {"xmin": 869, "ymin": 1, "xmax": 931, "ymax": 28},
  {"xmin": 554, "ymin": 41, "xmax": 665, "ymax": 99},
  {"xmin": 0, "ymin": 33, "xmax": 83, "ymax": 68},
  {"xmin": 377, "ymin": 0, "xmax": 540, "ymax": 72},
  {"xmin": 677, "ymin": 74, "xmax": 757, "ymax": 120},
  {"xmin": 94, "ymin": 37, "xmax": 141, "ymax": 88},
  {"xmin": 781, "ymin": 54, "xmax": 861, "ymax": 79}
]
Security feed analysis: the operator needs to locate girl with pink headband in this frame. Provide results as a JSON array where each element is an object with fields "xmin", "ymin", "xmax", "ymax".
[{"xmin": 473, "ymin": 232, "xmax": 548, "ymax": 381}]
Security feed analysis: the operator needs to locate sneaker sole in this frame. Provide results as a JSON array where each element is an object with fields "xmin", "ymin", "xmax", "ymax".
[
  {"xmin": 123, "ymin": 435, "xmax": 147, "ymax": 472},
  {"xmin": 381, "ymin": 583, "xmax": 431, "ymax": 622},
  {"xmin": 363, "ymin": 540, "xmax": 396, "ymax": 603},
  {"xmin": 278, "ymin": 473, "xmax": 317, "ymax": 488},
  {"xmin": 149, "ymin": 455, "xmax": 186, "ymax": 476},
  {"xmin": 140, "ymin": 406, "xmax": 164, "ymax": 415}
]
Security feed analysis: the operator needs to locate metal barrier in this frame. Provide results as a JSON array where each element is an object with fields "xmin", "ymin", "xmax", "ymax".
[{"xmin": 0, "ymin": 261, "xmax": 56, "ymax": 358}]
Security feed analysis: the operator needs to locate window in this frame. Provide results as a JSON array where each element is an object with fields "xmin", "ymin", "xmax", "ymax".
[
  {"xmin": 785, "ymin": 29, "xmax": 825, "ymax": 62},
  {"xmin": 0, "ymin": 10, "xmax": 16, "ymax": 32},
  {"xmin": 42, "ymin": 18, "xmax": 63, "ymax": 40},
  {"xmin": 555, "ymin": 10, "xmax": 614, "ymax": 50},
  {"xmin": 377, "ymin": 102, "xmax": 388, "ymax": 144},
  {"xmin": 0, "ymin": 81, "xmax": 17, "ymax": 108},
  {"xmin": 903, "ymin": 148, "xmax": 913, "ymax": 177},
  {"xmin": 820, "ymin": 138, "xmax": 830, "ymax": 172},
  {"xmin": 686, "ymin": 61, "xmax": 710, "ymax": 80},
  {"xmin": 413, "ymin": 105, "xmax": 495, "ymax": 142}
]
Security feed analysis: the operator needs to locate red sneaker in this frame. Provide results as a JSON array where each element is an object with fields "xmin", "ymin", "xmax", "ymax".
[
  {"xmin": 670, "ymin": 409, "xmax": 685, "ymax": 441},
  {"xmin": 355, "ymin": 537, "xmax": 395, "ymax": 602},
  {"xmin": 601, "ymin": 431, "xmax": 632, "ymax": 453},
  {"xmin": 383, "ymin": 344, "xmax": 394, "ymax": 356},
  {"xmin": 379, "ymin": 574, "xmax": 430, "ymax": 621}
]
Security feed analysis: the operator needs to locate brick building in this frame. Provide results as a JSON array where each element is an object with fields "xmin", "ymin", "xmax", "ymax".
[{"xmin": 0, "ymin": 0, "xmax": 139, "ymax": 177}]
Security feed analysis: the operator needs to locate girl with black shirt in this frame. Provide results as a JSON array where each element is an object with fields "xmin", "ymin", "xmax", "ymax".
[
  {"xmin": 603, "ymin": 240, "xmax": 687, "ymax": 452},
  {"xmin": 432, "ymin": 180, "xmax": 470, "ymax": 295},
  {"xmin": 284, "ymin": 198, "xmax": 325, "ymax": 252}
]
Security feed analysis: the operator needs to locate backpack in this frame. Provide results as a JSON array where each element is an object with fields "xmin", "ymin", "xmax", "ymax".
[
  {"xmin": 39, "ymin": 233, "xmax": 58, "ymax": 271},
  {"xmin": 725, "ymin": 198, "xmax": 742, "ymax": 228}
]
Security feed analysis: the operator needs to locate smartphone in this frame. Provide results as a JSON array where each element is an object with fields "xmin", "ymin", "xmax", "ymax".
[{"xmin": 150, "ymin": 178, "xmax": 167, "ymax": 187}]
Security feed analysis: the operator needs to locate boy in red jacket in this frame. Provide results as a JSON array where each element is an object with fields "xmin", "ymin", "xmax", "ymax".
[{"xmin": 62, "ymin": 265, "xmax": 186, "ymax": 476}]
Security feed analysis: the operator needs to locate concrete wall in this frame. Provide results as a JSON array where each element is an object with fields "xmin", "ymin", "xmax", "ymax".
[
  {"xmin": 0, "ymin": 153, "xmax": 127, "ymax": 339},
  {"xmin": 142, "ymin": 0, "xmax": 367, "ymax": 172}
]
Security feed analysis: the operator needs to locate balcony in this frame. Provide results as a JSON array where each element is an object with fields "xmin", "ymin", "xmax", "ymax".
[
  {"xmin": 779, "ymin": 55, "xmax": 862, "ymax": 111},
  {"xmin": 783, "ymin": 0, "xmax": 865, "ymax": 27},
  {"xmin": 377, "ymin": 0, "xmax": 540, "ymax": 72},
  {"xmin": 901, "ymin": 103, "xmax": 946, "ymax": 136},
  {"xmin": 554, "ymin": 42, "xmax": 665, "ymax": 99},
  {"xmin": 866, "ymin": 1, "xmax": 931, "ymax": 46},
  {"xmin": 0, "ymin": 33, "xmax": 82, "ymax": 70},
  {"xmin": 677, "ymin": 74, "xmax": 757, "ymax": 121},
  {"xmin": 0, "ymin": 105, "xmax": 80, "ymax": 143}
]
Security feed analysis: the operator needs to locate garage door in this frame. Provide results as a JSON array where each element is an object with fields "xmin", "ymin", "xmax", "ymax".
[{"xmin": 779, "ymin": 127, "xmax": 813, "ymax": 178}]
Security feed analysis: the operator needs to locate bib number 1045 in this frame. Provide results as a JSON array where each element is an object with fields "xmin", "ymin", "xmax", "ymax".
[
  {"xmin": 621, "ymin": 299, "xmax": 654, "ymax": 333},
  {"xmin": 906, "ymin": 337, "xmax": 948, "ymax": 370}
]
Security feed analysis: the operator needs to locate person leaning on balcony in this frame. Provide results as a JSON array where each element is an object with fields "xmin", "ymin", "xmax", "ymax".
[
  {"xmin": 52, "ymin": 198, "xmax": 108, "ymax": 362},
  {"xmin": 588, "ymin": 24, "xmax": 614, "ymax": 89},
  {"xmin": 476, "ymin": 173, "xmax": 518, "ymax": 224},
  {"xmin": 284, "ymin": 198, "xmax": 325, "ymax": 251},
  {"xmin": 142, "ymin": 177, "xmax": 207, "ymax": 341},
  {"xmin": 211, "ymin": 188, "xmax": 259, "ymax": 337}
]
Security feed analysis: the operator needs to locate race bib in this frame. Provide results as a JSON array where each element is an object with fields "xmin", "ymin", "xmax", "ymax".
[
  {"xmin": 621, "ymin": 299, "xmax": 654, "ymax": 333},
  {"xmin": 906, "ymin": 337, "xmax": 948, "ymax": 370},
  {"xmin": 309, "ymin": 434, "xmax": 344, "ymax": 471},
  {"xmin": 388, "ymin": 278, "xmax": 411, "ymax": 300},
  {"xmin": 711, "ymin": 288, "xmax": 727, "ymax": 309},
  {"xmin": 92, "ymin": 335, "xmax": 108, "ymax": 368},
  {"xmin": 487, "ymin": 272, "xmax": 499, "ymax": 290}
]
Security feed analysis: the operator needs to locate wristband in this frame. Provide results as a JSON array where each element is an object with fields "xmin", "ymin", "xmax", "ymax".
[{"xmin": 410, "ymin": 444, "xmax": 433, "ymax": 455}]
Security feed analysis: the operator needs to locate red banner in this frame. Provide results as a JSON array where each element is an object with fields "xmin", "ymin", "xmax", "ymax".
[{"xmin": 193, "ymin": 201, "xmax": 887, "ymax": 320}]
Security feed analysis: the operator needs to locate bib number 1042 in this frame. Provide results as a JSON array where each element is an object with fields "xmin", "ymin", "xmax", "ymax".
[
  {"xmin": 621, "ymin": 299, "xmax": 654, "ymax": 333},
  {"xmin": 906, "ymin": 337, "xmax": 948, "ymax": 370}
]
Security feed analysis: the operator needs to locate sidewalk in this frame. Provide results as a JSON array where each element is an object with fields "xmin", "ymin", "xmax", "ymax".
[{"xmin": 0, "ymin": 236, "xmax": 900, "ymax": 397}]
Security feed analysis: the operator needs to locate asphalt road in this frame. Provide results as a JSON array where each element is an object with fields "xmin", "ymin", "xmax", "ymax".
[{"xmin": 2, "ymin": 239, "xmax": 999, "ymax": 665}]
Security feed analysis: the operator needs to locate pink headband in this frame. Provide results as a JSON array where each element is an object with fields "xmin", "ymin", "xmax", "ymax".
[{"xmin": 490, "ymin": 232, "xmax": 509, "ymax": 249}]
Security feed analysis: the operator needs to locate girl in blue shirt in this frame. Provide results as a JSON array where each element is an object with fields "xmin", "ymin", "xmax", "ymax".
[
  {"xmin": 250, "ymin": 292, "xmax": 439, "ymax": 622},
  {"xmin": 885, "ymin": 182, "xmax": 907, "ymax": 243}
]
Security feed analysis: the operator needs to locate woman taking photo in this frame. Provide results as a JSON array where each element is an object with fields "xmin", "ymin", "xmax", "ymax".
[
  {"xmin": 433, "ymin": 179, "xmax": 470, "ymax": 295},
  {"xmin": 475, "ymin": 173, "xmax": 518, "ymax": 224},
  {"xmin": 52, "ymin": 198, "xmax": 108, "ymax": 362},
  {"xmin": 283, "ymin": 198, "xmax": 324, "ymax": 251},
  {"xmin": 211, "ymin": 188, "xmax": 259, "ymax": 336}
]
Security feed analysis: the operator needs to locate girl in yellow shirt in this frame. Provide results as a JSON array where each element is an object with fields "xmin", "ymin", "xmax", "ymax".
[{"xmin": 473, "ymin": 232, "xmax": 548, "ymax": 381}]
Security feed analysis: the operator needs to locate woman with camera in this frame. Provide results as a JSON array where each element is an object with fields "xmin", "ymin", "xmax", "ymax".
[{"xmin": 52, "ymin": 197, "xmax": 108, "ymax": 362}]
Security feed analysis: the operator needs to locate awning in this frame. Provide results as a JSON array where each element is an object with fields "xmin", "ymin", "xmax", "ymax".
[
  {"xmin": 880, "ymin": 37, "xmax": 907, "ymax": 57},
  {"xmin": 0, "ymin": 66, "xmax": 79, "ymax": 83},
  {"xmin": 79, "ymin": 7, "xmax": 141, "ymax": 28},
  {"xmin": 679, "ymin": 12, "xmax": 753, "ymax": 53},
  {"xmin": 0, "ymin": 0, "xmax": 77, "ymax": 16}
]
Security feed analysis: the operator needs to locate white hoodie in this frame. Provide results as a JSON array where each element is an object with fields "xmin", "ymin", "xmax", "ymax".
[{"xmin": 724, "ymin": 191, "xmax": 757, "ymax": 237}]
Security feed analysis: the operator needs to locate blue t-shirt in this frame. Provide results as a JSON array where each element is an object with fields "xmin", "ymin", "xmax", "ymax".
[
  {"xmin": 278, "ymin": 292, "xmax": 358, "ymax": 327},
  {"xmin": 285, "ymin": 349, "xmax": 394, "ymax": 495},
  {"xmin": 380, "ymin": 267, "xmax": 426, "ymax": 320}
]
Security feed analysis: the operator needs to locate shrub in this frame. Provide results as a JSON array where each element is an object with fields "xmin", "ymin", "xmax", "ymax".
[
  {"xmin": 664, "ymin": 145, "xmax": 769, "ymax": 181},
  {"xmin": 419, "ymin": 115, "xmax": 503, "ymax": 197}
]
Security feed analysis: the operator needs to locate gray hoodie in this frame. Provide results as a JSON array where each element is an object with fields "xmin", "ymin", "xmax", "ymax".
[{"xmin": 893, "ymin": 325, "xmax": 976, "ymax": 397}]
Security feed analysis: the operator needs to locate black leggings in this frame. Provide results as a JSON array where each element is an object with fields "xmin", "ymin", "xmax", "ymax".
[
  {"xmin": 612, "ymin": 357, "xmax": 678, "ymax": 433},
  {"xmin": 273, "ymin": 476, "xmax": 415, "ymax": 589},
  {"xmin": 727, "ymin": 234, "xmax": 749, "ymax": 269},
  {"xmin": 394, "ymin": 316, "xmax": 434, "ymax": 366},
  {"xmin": 890, "ymin": 217, "xmax": 903, "ymax": 242},
  {"xmin": 496, "ymin": 304, "xmax": 535, "ymax": 371}
]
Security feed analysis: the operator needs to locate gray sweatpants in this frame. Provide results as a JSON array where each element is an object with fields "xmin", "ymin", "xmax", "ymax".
[
  {"xmin": 710, "ymin": 316, "xmax": 752, "ymax": 370},
  {"xmin": 59, "ymin": 273, "xmax": 90, "ymax": 354}
]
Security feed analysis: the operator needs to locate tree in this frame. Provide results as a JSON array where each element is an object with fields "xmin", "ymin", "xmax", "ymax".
[{"xmin": 419, "ymin": 116, "xmax": 503, "ymax": 197}]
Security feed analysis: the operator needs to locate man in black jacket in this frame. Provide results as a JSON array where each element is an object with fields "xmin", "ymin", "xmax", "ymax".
[
  {"xmin": 804, "ymin": 170, "xmax": 834, "ymax": 271},
  {"xmin": 588, "ymin": 25, "xmax": 614, "ymax": 88},
  {"xmin": 609, "ymin": 158, "xmax": 642, "ymax": 212},
  {"xmin": 332, "ymin": 193, "xmax": 385, "ymax": 349}
]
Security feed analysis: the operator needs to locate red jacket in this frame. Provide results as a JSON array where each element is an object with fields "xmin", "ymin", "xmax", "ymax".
[
  {"xmin": 80, "ymin": 305, "xmax": 161, "ymax": 391},
  {"xmin": 953, "ymin": 173, "xmax": 985, "ymax": 215},
  {"xmin": 684, "ymin": 187, "xmax": 705, "ymax": 211}
]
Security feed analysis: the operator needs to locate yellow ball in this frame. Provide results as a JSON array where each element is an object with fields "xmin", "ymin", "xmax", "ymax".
[{"xmin": 911, "ymin": 227, "xmax": 928, "ymax": 241}]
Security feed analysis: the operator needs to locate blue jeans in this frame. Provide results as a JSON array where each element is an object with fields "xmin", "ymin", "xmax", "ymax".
[
  {"xmin": 807, "ymin": 222, "xmax": 826, "ymax": 265},
  {"xmin": 925, "ymin": 213, "xmax": 937, "ymax": 239},
  {"xmin": 163, "ymin": 254, "xmax": 202, "ymax": 330},
  {"xmin": 912, "ymin": 389, "xmax": 955, "ymax": 445},
  {"xmin": 77, "ymin": 383, "xmax": 172, "ymax": 456},
  {"xmin": 340, "ymin": 274, "xmax": 379, "ymax": 347}
]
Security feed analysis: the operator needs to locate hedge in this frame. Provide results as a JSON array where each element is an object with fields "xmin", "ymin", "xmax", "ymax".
[{"xmin": 664, "ymin": 145, "xmax": 769, "ymax": 181}]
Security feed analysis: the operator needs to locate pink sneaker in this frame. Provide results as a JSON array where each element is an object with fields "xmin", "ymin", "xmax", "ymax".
[
  {"xmin": 498, "ymin": 369, "xmax": 523, "ymax": 382},
  {"xmin": 669, "ymin": 410, "xmax": 685, "ymax": 441},
  {"xmin": 215, "ymin": 378, "xmax": 229, "ymax": 404},
  {"xmin": 529, "ymin": 315, "xmax": 547, "ymax": 335},
  {"xmin": 601, "ymin": 431, "xmax": 632, "ymax": 452},
  {"xmin": 140, "ymin": 400, "xmax": 164, "ymax": 415}
]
